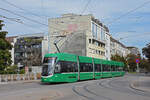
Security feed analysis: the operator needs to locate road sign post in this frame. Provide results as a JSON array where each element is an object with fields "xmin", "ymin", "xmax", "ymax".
[{"xmin": 135, "ymin": 59, "xmax": 140, "ymax": 72}]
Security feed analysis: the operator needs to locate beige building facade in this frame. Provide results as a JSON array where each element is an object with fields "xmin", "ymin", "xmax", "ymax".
[
  {"xmin": 48, "ymin": 14, "xmax": 109, "ymax": 59},
  {"xmin": 110, "ymin": 37, "xmax": 130, "ymax": 58}
]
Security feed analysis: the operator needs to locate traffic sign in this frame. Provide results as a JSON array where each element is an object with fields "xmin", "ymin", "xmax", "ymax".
[{"xmin": 135, "ymin": 59, "xmax": 140, "ymax": 63}]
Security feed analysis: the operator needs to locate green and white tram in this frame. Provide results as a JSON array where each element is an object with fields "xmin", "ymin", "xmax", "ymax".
[{"xmin": 41, "ymin": 53, "xmax": 125, "ymax": 83}]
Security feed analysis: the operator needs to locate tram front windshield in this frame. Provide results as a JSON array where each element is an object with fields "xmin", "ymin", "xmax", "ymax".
[{"xmin": 42, "ymin": 57, "xmax": 56, "ymax": 76}]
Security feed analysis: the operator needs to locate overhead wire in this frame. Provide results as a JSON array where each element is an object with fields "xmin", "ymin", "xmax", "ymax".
[
  {"xmin": 0, "ymin": 7, "xmax": 64, "ymax": 31},
  {"xmin": 0, "ymin": 14, "xmax": 48, "ymax": 33},
  {"xmin": 107, "ymin": 0, "xmax": 150, "ymax": 25},
  {"xmin": 81, "ymin": 0, "xmax": 92, "ymax": 14},
  {"xmin": 0, "ymin": 7, "xmax": 48, "ymax": 26},
  {"xmin": 1, "ymin": 0, "xmax": 48, "ymax": 19},
  {"xmin": 118, "ymin": 32, "xmax": 150, "ymax": 40}
]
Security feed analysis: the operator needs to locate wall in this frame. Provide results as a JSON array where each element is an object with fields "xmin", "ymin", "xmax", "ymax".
[{"xmin": 48, "ymin": 14, "xmax": 91, "ymax": 54}]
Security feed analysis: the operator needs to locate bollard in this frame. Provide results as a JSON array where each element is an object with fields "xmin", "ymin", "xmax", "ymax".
[
  {"xmin": 28, "ymin": 73, "xmax": 30, "ymax": 80},
  {"xmin": 5, "ymin": 75, "xmax": 8, "ymax": 82},
  {"xmin": 18, "ymin": 74, "xmax": 20, "ymax": 81},
  {"xmin": 34, "ymin": 73, "xmax": 37, "ymax": 80},
  {"xmin": 11, "ymin": 74, "xmax": 13, "ymax": 81},
  {"xmin": 23, "ymin": 74, "xmax": 25, "ymax": 80}
]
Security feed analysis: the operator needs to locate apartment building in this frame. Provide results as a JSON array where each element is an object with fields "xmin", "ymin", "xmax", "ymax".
[
  {"xmin": 127, "ymin": 46, "xmax": 140, "ymax": 55},
  {"xmin": 110, "ymin": 37, "xmax": 130, "ymax": 58},
  {"xmin": 105, "ymin": 33, "xmax": 111, "ymax": 60},
  {"xmin": 6, "ymin": 33, "xmax": 48, "ymax": 73},
  {"xmin": 48, "ymin": 13, "xmax": 109, "ymax": 59}
]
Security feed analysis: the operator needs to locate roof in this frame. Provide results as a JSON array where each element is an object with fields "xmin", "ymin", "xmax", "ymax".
[
  {"xmin": 110, "ymin": 36, "xmax": 127, "ymax": 48},
  {"xmin": 18, "ymin": 33, "xmax": 45, "ymax": 38},
  {"xmin": 44, "ymin": 53, "xmax": 124, "ymax": 67}
]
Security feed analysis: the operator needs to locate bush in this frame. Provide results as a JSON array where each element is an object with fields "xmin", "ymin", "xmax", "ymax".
[
  {"xmin": 19, "ymin": 69, "xmax": 25, "ymax": 74},
  {"xmin": 0, "ymin": 65, "xmax": 17, "ymax": 74}
]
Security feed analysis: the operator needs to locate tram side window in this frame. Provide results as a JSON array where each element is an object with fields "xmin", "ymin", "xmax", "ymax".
[
  {"xmin": 116, "ymin": 66, "xmax": 119, "ymax": 71},
  {"xmin": 102, "ymin": 64, "xmax": 106, "ymax": 71},
  {"xmin": 55, "ymin": 61, "xmax": 77, "ymax": 73},
  {"xmin": 95, "ymin": 64, "xmax": 101, "ymax": 72},
  {"xmin": 107, "ymin": 65, "xmax": 111, "ymax": 71},
  {"xmin": 102, "ymin": 64, "xmax": 110, "ymax": 72},
  {"xmin": 80, "ymin": 63, "xmax": 93, "ymax": 72},
  {"xmin": 111, "ymin": 65, "xmax": 116, "ymax": 71},
  {"xmin": 118, "ymin": 67, "xmax": 123, "ymax": 71}
]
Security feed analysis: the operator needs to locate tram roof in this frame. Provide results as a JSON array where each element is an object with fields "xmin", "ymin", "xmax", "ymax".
[{"xmin": 44, "ymin": 53, "xmax": 124, "ymax": 67}]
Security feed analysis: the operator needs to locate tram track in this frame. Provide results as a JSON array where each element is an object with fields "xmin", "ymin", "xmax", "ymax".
[
  {"xmin": 83, "ymin": 85, "xmax": 113, "ymax": 100},
  {"xmin": 98, "ymin": 77, "xmax": 150, "ymax": 98},
  {"xmin": 72, "ymin": 85, "xmax": 94, "ymax": 100},
  {"xmin": 72, "ymin": 80, "xmax": 113, "ymax": 100}
]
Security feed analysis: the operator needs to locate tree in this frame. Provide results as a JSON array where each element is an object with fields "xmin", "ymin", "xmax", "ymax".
[
  {"xmin": 139, "ymin": 58, "xmax": 150, "ymax": 72},
  {"xmin": 142, "ymin": 43, "xmax": 150, "ymax": 62},
  {"xmin": 111, "ymin": 54, "xmax": 144, "ymax": 72},
  {"xmin": 126, "ymin": 54, "xmax": 139, "ymax": 72},
  {"xmin": 0, "ymin": 20, "xmax": 12, "ymax": 74}
]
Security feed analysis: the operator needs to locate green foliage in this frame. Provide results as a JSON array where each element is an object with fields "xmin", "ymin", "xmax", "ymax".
[
  {"xmin": 0, "ymin": 65, "xmax": 17, "ymax": 74},
  {"xmin": 19, "ymin": 69, "xmax": 25, "ymax": 74},
  {"xmin": 24, "ymin": 37, "xmax": 42, "ymax": 43},
  {"xmin": 0, "ymin": 20, "xmax": 12, "ymax": 73},
  {"xmin": 112, "ymin": 53, "xmax": 150, "ymax": 72},
  {"xmin": 140, "ymin": 58, "xmax": 150, "ymax": 72},
  {"xmin": 0, "ymin": 20, "xmax": 4, "ymax": 30},
  {"xmin": 142, "ymin": 43, "xmax": 150, "ymax": 62},
  {"xmin": 126, "ymin": 54, "xmax": 139, "ymax": 72},
  {"xmin": 6, "ymin": 65, "xmax": 17, "ymax": 74}
]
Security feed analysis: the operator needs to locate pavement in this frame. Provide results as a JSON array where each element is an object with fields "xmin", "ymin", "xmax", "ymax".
[
  {"xmin": 130, "ymin": 76, "xmax": 150, "ymax": 92},
  {"xmin": 0, "ymin": 79, "xmax": 40, "ymax": 85},
  {"xmin": 1, "ymin": 74, "xmax": 150, "ymax": 100}
]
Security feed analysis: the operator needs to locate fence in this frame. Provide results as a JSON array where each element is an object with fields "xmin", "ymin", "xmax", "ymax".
[{"xmin": 0, "ymin": 73, "xmax": 41, "ymax": 83}]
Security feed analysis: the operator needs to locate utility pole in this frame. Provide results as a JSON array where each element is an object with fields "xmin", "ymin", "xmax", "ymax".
[
  {"xmin": 48, "ymin": 32, "xmax": 50, "ymax": 53},
  {"xmin": 136, "ymin": 63, "xmax": 139, "ymax": 72}
]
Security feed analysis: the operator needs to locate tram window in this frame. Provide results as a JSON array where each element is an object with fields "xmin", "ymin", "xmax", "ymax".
[
  {"xmin": 118, "ymin": 67, "xmax": 123, "ymax": 71},
  {"xmin": 102, "ymin": 64, "xmax": 106, "ymax": 71},
  {"xmin": 55, "ymin": 61, "xmax": 77, "ymax": 73},
  {"xmin": 102, "ymin": 64, "xmax": 110, "ymax": 72},
  {"xmin": 116, "ymin": 66, "xmax": 119, "ymax": 71},
  {"xmin": 80, "ymin": 63, "xmax": 93, "ymax": 72},
  {"xmin": 111, "ymin": 65, "xmax": 116, "ymax": 71},
  {"xmin": 106, "ymin": 65, "xmax": 110, "ymax": 71},
  {"xmin": 107, "ymin": 65, "xmax": 111, "ymax": 72},
  {"xmin": 55, "ymin": 62, "xmax": 61, "ymax": 73},
  {"xmin": 95, "ymin": 64, "xmax": 101, "ymax": 72}
]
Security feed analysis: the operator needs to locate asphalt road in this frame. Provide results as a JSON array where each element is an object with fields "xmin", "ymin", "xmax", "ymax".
[{"xmin": 0, "ymin": 74, "xmax": 150, "ymax": 100}]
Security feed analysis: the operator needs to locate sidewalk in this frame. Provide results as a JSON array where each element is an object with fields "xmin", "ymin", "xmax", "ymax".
[
  {"xmin": 131, "ymin": 76, "xmax": 150, "ymax": 92},
  {"xmin": 0, "ymin": 79, "xmax": 40, "ymax": 85}
]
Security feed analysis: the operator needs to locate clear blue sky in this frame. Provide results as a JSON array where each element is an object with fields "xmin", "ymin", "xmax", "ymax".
[{"xmin": 1, "ymin": 0, "xmax": 150, "ymax": 52}]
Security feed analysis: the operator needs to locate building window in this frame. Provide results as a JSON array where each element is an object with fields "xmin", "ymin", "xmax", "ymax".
[
  {"xmin": 92, "ymin": 22, "xmax": 97, "ymax": 38},
  {"xmin": 95, "ymin": 24, "xmax": 97, "ymax": 38},
  {"xmin": 89, "ymin": 39, "xmax": 91, "ymax": 43},
  {"xmin": 92, "ymin": 22, "xmax": 95, "ymax": 37}
]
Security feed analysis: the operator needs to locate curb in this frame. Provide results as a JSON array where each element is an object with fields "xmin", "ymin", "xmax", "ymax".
[{"xmin": 130, "ymin": 82, "xmax": 150, "ymax": 93}]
